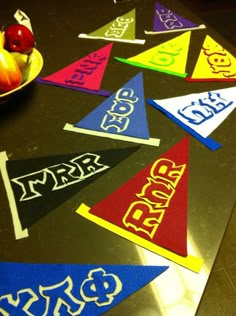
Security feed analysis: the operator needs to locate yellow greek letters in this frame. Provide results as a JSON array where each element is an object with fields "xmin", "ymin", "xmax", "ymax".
[{"xmin": 122, "ymin": 158, "xmax": 186, "ymax": 238}]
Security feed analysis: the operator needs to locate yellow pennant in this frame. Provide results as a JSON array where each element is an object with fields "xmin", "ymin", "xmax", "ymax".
[
  {"xmin": 115, "ymin": 31, "xmax": 191, "ymax": 77},
  {"xmin": 187, "ymin": 35, "xmax": 236, "ymax": 81}
]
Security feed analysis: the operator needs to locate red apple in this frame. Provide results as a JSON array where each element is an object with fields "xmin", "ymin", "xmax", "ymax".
[{"xmin": 4, "ymin": 24, "xmax": 35, "ymax": 54}]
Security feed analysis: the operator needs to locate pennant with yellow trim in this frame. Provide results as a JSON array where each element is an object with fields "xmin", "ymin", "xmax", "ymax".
[
  {"xmin": 76, "ymin": 136, "xmax": 204, "ymax": 273},
  {"xmin": 78, "ymin": 9, "xmax": 145, "ymax": 44},
  {"xmin": 0, "ymin": 261, "xmax": 169, "ymax": 315},
  {"xmin": 145, "ymin": 2, "xmax": 205, "ymax": 35},
  {"xmin": 186, "ymin": 35, "xmax": 236, "ymax": 81},
  {"xmin": 114, "ymin": 31, "xmax": 191, "ymax": 77},
  {"xmin": 0, "ymin": 147, "xmax": 139, "ymax": 239}
]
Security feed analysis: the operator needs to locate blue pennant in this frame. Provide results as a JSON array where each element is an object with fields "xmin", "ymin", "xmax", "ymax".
[
  {"xmin": 0, "ymin": 262, "xmax": 168, "ymax": 315},
  {"xmin": 75, "ymin": 72, "xmax": 150, "ymax": 140}
]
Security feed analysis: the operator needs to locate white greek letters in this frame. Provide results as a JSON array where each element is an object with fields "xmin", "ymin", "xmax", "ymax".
[
  {"xmin": 11, "ymin": 153, "xmax": 109, "ymax": 201},
  {"xmin": 0, "ymin": 269, "xmax": 122, "ymax": 315},
  {"xmin": 100, "ymin": 88, "xmax": 138, "ymax": 133},
  {"xmin": 105, "ymin": 17, "xmax": 133, "ymax": 38}
]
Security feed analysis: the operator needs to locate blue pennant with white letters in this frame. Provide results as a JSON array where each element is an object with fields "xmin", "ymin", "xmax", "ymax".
[
  {"xmin": 0, "ymin": 261, "xmax": 168, "ymax": 315},
  {"xmin": 75, "ymin": 72, "xmax": 150, "ymax": 139}
]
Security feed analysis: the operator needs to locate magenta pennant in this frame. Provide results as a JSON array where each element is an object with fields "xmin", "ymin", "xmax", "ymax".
[
  {"xmin": 36, "ymin": 43, "xmax": 113, "ymax": 96},
  {"xmin": 0, "ymin": 147, "xmax": 139, "ymax": 239},
  {"xmin": 145, "ymin": 2, "xmax": 205, "ymax": 34},
  {"xmin": 0, "ymin": 261, "xmax": 168, "ymax": 316}
]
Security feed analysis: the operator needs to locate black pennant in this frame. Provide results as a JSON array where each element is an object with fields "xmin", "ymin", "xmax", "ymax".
[{"xmin": 0, "ymin": 146, "xmax": 139, "ymax": 239}]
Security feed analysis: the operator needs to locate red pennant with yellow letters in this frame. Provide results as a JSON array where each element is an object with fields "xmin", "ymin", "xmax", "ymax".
[
  {"xmin": 77, "ymin": 136, "xmax": 204, "ymax": 272},
  {"xmin": 88, "ymin": 136, "xmax": 188, "ymax": 255}
]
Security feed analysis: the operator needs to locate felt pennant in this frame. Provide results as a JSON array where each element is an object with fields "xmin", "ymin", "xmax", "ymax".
[
  {"xmin": 35, "ymin": 43, "xmax": 113, "ymax": 96},
  {"xmin": 186, "ymin": 35, "xmax": 236, "ymax": 81},
  {"xmin": 0, "ymin": 261, "xmax": 169, "ymax": 315},
  {"xmin": 64, "ymin": 72, "xmax": 160, "ymax": 147},
  {"xmin": 14, "ymin": 9, "xmax": 33, "ymax": 33},
  {"xmin": 148, "ymin": 86, "xmax": 236, "ymax": 150},
  {"xmin": 76, "ymin": 136, "xmax": 204, "ymax": 273},
  {"xmin": 78, "ymin": 9, "xmax": 145, "ymax": 44},
  {"xmin": 0, "ymin": 147, "xmax": 138, "ymax": 239},
  {"xmin": 145, "ymin": 2, "xmax": 205, "ymax": 34},
  {"xmin": 114, "ymin": 31, "xmax": 191, "ymax": 78}
]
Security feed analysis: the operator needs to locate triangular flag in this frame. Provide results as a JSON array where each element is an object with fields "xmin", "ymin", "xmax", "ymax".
[
  {"xmin": 14, "ymin": 9, "xmax": 33, "ymax": 33},
  {"xmin": 0, "ymin": 261, "xmax": 169, "ymax": 315},
  {"xmin": 0, "ymin": 147, "xmax": 139, "ymax": 239},
  {"xmin": 64, "ymin": 72, "xmax": 160, "ymax": 146},
  {"xmin": 76, "ymin": 136, "xmax": 204, "ymax": 273},
  {"xmin": 35, "ymin": 43, "xmax": 113, "ymax": 96},
  {"xmin": 145, "ymin": 2, "xmax": 205, "ymax": 34},
  {"xmin": 148, "ymin": 86, "xmax": 236, "ymax": 150},
  {"xmin": 114, "ymin": 31, "xmax": 191, "ymax": 78},
  {"xmin": 186, "ymin": 35, "xmax": 236, "ymax": 81},
  {"xmin": 78, "ymin": 9, "xmax": 145, "ymax": 44}
]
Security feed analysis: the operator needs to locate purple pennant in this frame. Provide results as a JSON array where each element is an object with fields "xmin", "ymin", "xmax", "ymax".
[{"xmin": 147, "ymin": 1, "xmax": 205, "ymax": 34}]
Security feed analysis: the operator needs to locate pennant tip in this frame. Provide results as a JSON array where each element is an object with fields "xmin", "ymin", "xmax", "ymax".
[{"xmin": 78, "ymin": 33, "xmax": 87, "ymax": 38}]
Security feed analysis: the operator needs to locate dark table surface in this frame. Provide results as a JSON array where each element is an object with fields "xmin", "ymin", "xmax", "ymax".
[{"xmin": 0, "ymin": 0, "xmax": 235, "ymax": 315}]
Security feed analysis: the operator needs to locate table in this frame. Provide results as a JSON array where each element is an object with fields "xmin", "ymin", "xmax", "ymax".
[{"xmin": 0, "ymin": 1, "xmax": 235, "ymax": 315}]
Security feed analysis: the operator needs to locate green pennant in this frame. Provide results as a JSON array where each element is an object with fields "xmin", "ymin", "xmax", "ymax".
[{"xmin": 79, "ymin": 9, "xmax": 145, "ymax": 44}]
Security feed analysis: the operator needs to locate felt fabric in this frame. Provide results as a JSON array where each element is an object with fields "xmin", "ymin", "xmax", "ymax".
[
  {"xmin": 0, "ymin": 261, "xmax": 168, "ymax": 315},
  {"xmin": 36, "ymin": 43, "xmax": 113, "ymax": 96},
  {"xmin": 78, "ymin": 9, "xmax": 145, "ymax": 44},
  {"xmin": 145, "ymin": 2, "xmax": 205, "ymax": 34},
  {"xmin": 76, "ymin": 137, "xmax": 204, "ymax": 273},
  {"xmin": 64, "ymin": 72, "xmax": 160, "ymax": 146},
  {"xmin": 186, "ymin": 35, "xmax": 236, "ymax": 81},
  {"xmin": 0, "ymin": 147, "xmax": 139, "ymax": 239},
  {"xmin": 148, "ymin": 86, "xmax": 236, "ymax": 150},
  {"xmin": 35, "ymin": 77, "xmax": 112, "ymax": 97},
  {"xmin": 114, "ymin": 31, "xmax": 191, "ymax": 78},
  {"xmin": 14, "ymin": 9, "xmax": 33, "ymax": 33}
]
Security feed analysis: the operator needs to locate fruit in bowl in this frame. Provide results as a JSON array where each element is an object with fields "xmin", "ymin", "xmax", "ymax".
[
  {"xmin": 4, "ymin": 24, "xmax": 35, "ymax": 54},
  {"xmin": 0, "ymin": 30, "xmax": 22, "ymax": 92},
  {"xmin": 0, "ymin": 24, "xmax": 43, "ymax": 98}
]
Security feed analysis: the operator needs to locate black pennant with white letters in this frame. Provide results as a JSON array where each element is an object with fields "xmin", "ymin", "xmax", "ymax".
[{"xmin": 0, "ymin": 147, "xmax": 139, "ymax": 239}]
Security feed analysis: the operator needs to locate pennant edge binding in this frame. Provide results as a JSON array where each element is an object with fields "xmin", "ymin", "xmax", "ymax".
[
  {"xmin": 35, "ymin": 78, "xmax": 112, "ymax": 97},
  {"xmin": 186, "ymin": 77, "xmax": 236, "ymax": 82},
  {"xmin": 78, "ymin": 34, "xmax": 145, "ymax": 44},
  {"xmin": 144, "ymin": 24, "xmax": 206, "ymax": 34},
  {"xmin": 76, "ymin": 203, "xmax": 204, "ymax": 273},
  {"xmin": 0, "ymin": 152, "xmax": 29, "ymax": 239},
  {"xmin": 63, "ymin": 123, "xmax": 160, "ymax": 146},
  {"xmin": 114, "ymin": 57, "xmax": 187, "ymax": 78}
]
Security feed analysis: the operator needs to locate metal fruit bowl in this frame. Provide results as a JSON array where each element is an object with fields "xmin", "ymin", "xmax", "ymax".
[{"xmin": 0, "ymin": 48, "xmax": 43, "ymax": 101}]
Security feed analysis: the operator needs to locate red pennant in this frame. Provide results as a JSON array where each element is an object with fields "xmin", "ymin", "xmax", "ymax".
[{"xmin": 88, "ymin": 136, "xmax": 190, "ymax": 256}]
